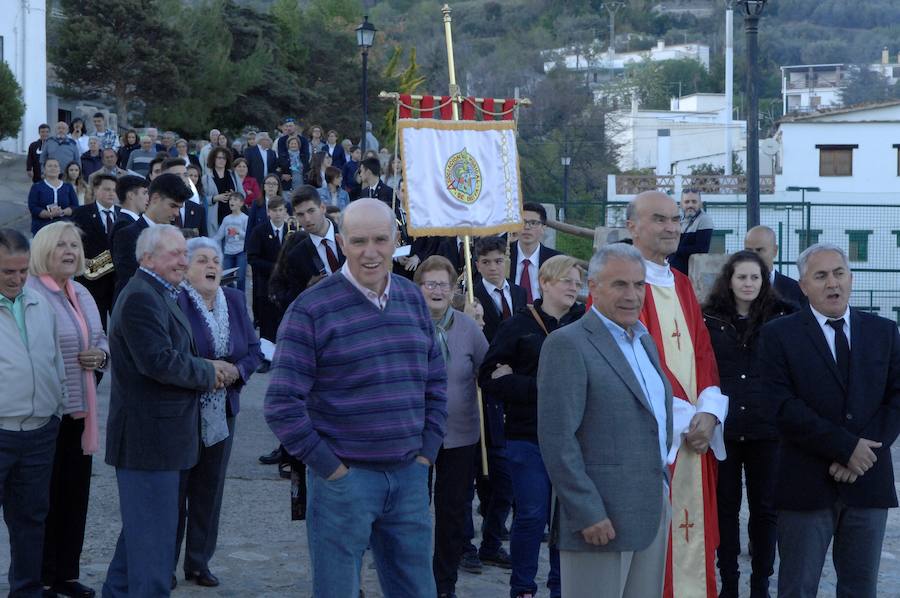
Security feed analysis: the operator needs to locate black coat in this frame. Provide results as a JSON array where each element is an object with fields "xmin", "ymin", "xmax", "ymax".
[
  {"xmin": 245, "ymin": 146, "xmax": 277, "ymax": 187},
  {"xmin": 280, "ymin": 230, "xmax": 345, "ymax": 305},
  {"xmin": 105, "ymin": 270, "xmax": 216, "ymax": 470},
  {"xmin": 773, "ymin": 271, "xmax": 805, "ymax": 309},
  {"xmin": 479, "ymin": 300, "xmax": 584, "ymax": 442},
  {"xmin": 474, "ymin": 279, "xmax": 527, "ymax": 343},
  {"xmin": 112, "ymin": 217, "xmax": 149, "ymax": 303},
  {"xmin": 180, "ymin": 201, "xmax": 208, "ymax": 237},
  {"xmin": 703, "ymin": 300, "xmax": 793, "ymax": 441},
  {"xmin": 72, "ymin": 203, "xmax": 120, "ymax": 326},
  {"xmin": 507, "ymin": 242, "xmax": 562, "ymax": 288},
  {"xmin": 760, "ymin": 307, "xmax": 900, "ymax": 510}
]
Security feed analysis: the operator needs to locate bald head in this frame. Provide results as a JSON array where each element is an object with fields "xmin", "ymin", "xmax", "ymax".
[
  {"xmin": 338, "ymin": 198, "xmax": 397, "ymax": 295},
  {"xmin": 625, "ymin": 191, "xmax": 681, "ymax": 265},
  {"xmin": 744, "ymin": 225, "xmax": 778, "ymax": 271},
  {"xmin": 340, "ymin": 198, "xmax": 397, "ymax": 236}
]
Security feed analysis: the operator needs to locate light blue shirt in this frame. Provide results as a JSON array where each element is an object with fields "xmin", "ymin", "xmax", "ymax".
[{"xmin": 591, "ymin": 307, "xmax": 668, "ymax": 470}]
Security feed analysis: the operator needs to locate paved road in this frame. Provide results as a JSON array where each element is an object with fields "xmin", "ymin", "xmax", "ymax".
[
  {"xmin": 0, "ymin": 152, "xmax": 32, "ymax": 233},
  {"xmin": 0, "ymin": 150, "xmax": 898, "ymax": 596}
]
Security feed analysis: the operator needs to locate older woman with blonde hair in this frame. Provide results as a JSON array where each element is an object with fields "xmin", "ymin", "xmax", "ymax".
[
  {"xmin": 478, "ymin": 254, "xmax": 585, "ymax": 598},
  {"xmin": 26, "ymin": 221, "xmax": 108, "ymax": 598}
]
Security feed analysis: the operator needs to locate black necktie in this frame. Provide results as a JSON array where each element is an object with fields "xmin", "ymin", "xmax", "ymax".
[
  {"xmin": 103, "ymin": 209, "xmax": 114, "ymax": 237},
  {"xmin": 827, "ymin": 318, "xmax": 850, "ymax": 385},
  {"xmin": 275, "ymin": 228, "xmax": 281, "ymax": 245}
]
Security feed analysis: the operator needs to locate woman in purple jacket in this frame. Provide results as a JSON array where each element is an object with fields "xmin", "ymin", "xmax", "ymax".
[
  {"xmin": 27, "ymin": 221, "xmax": 109, "ymax": 598},
  {"xmin": 173, "ymin": 237, "xmax": 262, "ymax": 589}
]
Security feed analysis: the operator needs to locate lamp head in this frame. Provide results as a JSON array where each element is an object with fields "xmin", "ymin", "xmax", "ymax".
[
  {"xmin": 738, "ymin": 0, "xmax": 768, "ymax": 17},
  {"xmin": 356, "ymin": 15, "xmax": 377, "ymax": 49}
]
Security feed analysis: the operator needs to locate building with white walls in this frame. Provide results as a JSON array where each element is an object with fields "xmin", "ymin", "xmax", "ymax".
[
  {"xmin": 607, "ymin": 93, "xmax": 749, "ymax": 175},
  {"xmin": 543, "ymin": 40, "xmax": 711, "ymax": 83},
  {"xmin": 0, "ymin": 0, "xmax": 47, "ymax": 154}
]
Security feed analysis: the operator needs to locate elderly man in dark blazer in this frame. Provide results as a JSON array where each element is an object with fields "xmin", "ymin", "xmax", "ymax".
[
  {"xmin": 538, "ymin": 243, "xmax": 673, "ymax": 598},
  {"xmin": 102, "ymin": 225, "xmax": 230, "ymax": 597},
  {"xmin": 760, "ymin": 242, "xmax": 900, "ymax": 598}
]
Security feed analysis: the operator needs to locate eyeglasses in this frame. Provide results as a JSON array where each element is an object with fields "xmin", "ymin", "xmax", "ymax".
[
  {"xmin": 421, "ymin": 281, "xmax": 451, "ymax": 292},
  {"xmin": 523, "ymin": 219, "xmax": 544, "ymax": 229}
]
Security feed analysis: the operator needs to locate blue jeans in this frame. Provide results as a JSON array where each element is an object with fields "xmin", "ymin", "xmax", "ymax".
[
  {"xmin": 506, "ymin": 439, "xmax": 560, "ymax": 598},
  {"xmin": 223, "ymin": 251, "xmax": 247, "ymax": 291},
  {"xmin": 306, "ymin": 461, "xmax": 435, "ymax": 597},
  {"xmin": 102, "ymin": 468, "xmax": 180, "ymax": 598},
  {"xmin": 0, "ymin": 417, "xmax": 59, "ymax": 598}
]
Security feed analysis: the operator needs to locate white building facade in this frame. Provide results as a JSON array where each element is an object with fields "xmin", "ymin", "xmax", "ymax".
[
  {"xmin": 608, "ymin": 93, "xmax": 748, "ymax": 175},
  {"xmin": 543, "ymin": 40, "xmax": 710, "ymax": 79},
  {"xmin": 0, "ymin": 0, "xmax": 47, "ymax": 154}
]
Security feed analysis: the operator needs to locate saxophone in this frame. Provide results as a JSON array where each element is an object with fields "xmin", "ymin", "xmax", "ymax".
[{"xmin": 84, "ymin": 250, "xmax": 114, "ymax": 280}]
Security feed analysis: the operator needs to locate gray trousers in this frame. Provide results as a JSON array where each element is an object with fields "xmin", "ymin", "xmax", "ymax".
[
  {"xmin": 777, "ymin": 502, "xmax": 887, "ymax": 598},
  {"xmin": 559, "ymin": 493, "xmax": 670, "ymax": 598}
]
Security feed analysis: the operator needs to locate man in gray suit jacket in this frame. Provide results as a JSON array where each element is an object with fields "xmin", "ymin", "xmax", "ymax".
[
  {"xmin": 103, "ymin": 225, "xmax": 232, "ymax": 597},
  {"xmin": 538, "ymin": 243, "xmax": 673, "ymax": 598}
]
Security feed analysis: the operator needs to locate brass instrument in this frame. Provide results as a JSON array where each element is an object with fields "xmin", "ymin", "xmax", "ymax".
[
  {"xmin": 286, "ymin": 216, "xmax": 300, "ymax": 237},
  {"xmin": 84, "ymin": 250, "xmax": 114, "ymax": 280}
]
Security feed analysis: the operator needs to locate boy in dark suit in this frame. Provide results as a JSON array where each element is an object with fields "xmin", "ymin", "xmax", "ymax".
[
  {"xmin": 246, "ymin": 197, "xmax": 289, "ymax": 351},
  {"xmin": 72, "ymin": 174, "xmax": 120, "ymax": 330}
]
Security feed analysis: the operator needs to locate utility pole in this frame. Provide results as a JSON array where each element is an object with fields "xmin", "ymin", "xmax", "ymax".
[{"xmin": 603, "ymin": 1, "xmax": 625, "ymax": 78}]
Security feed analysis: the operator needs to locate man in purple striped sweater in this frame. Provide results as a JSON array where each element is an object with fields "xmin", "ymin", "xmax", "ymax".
[{"xmin": 264, "ymin": 198, "xmax": 448, "ymax": 597}]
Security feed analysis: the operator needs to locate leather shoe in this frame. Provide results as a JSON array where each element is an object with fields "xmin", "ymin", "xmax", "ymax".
[
  {"xmin": 186, "ymin": 570, "xmax": 220, "ymax": 587},
  {"xmin": 480, "ymin": 547, "xmax": 512, "ymax": 569},
  {"xmin": 171, "ymin": 574, "xmax": 177, "ymax": 590},
  {"xmin": 256, "ymin": 360, "xmax": 272, "ymax": 374},
  {"xmin": 259, "ymin": 446, "xmax": 284, "ymax": 465},
  {"xmin": 50, "ymin": 581, "xmax": 95, "ymax": 598}
]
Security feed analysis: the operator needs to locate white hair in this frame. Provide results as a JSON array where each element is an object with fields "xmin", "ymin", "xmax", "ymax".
[
  {"xmin": 588, "ymin": 243, "xmax": 645, "ymax": 282},
  {"xmin": 135, "ymin": 224, "xmax": 182, "ymax": 262},
  {"xmin": 797, "ymin": 242, "xmax": 849, "ymax": 279},
  {"xmin": 186, "ymin": 236, "xmax": 223, "ymax": 263}
]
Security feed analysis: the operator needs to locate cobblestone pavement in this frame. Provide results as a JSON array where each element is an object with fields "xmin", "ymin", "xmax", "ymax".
[{"xmin": 0, "ymin": 372, "xmax": 897, "ymax": 597}]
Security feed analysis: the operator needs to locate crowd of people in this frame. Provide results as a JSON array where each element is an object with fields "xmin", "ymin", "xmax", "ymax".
[{"xmin": 2, "ymin": 113, "xmax": 898, "ymax": 598}]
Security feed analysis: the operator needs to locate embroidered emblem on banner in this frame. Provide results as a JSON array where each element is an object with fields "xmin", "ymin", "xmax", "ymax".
[{"xmin": 445, "ymin": 148, "xmax": 482, "ymax": 204}]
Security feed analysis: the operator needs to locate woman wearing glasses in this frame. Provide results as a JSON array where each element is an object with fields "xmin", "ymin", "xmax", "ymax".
[
  {"xmin": 478, "ymin": 255, "xmax": 585, "ymax": 598},
  {"xmin": 414, "ymin": 256, "xmax": 488, "ymax": 598}
]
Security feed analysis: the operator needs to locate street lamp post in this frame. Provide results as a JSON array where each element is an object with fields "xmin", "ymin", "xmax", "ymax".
[
  {"xmin": 356, "ymin": 16, "xmax": 377, "ymax": 154},
  {"xmin": 560, "ymin": 156, "xmax": 571, "ymax": 223},
  {"xmin": 738, "ymin": 0, "xmax": 768, "ymax": 228}
]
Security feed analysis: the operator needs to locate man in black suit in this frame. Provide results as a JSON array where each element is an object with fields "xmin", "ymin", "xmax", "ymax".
[
  {"xmin": 358, "ymin": 157, "xmax": 393, "ymax": 207},
  {"xmin": 72, "ymin": 174, "xmax": 120, "ymax": 330},
  {"xmin": 102, "ymin": 224, "xmax": 230, "ymax": 597},
  {"xmin": 474, "ymin": 236, "xmax": 527, "ymax": 343},
  {"xmin": 744, "ymin": 225, "xmax": 805, "ymax": 308},
  {"xmin": 760, "ymin": 242, "xmax": 900, "ymax": 598},
  {"xmin": 275, "ymin": 118, "xmax": 309, "ymax": 173},
  {"xmin": 324, "ymin": 129, "xmax": 346, "ymax": 168},
  {"xmin": 162, "ymin": 159, "xmax": 207, "ymax": 237},
  {"xmin": 246, "ymin": 197, "xmax": 290, "ymax": 348},
  {"xmin": 26, "ymin": 123, "xmax": 50, "ymax": 183},
  {"xmin": 245, "ymin": 133, "xmax": 277, "ymax": 188},
  {"xmin": 283, "ymin": 186, "xmax": 345, "ymax": 301},
  {"xmin": 510, "ymin": 202, "xmax": 562, "ymax": 304},
  {"xmin": 112, "ymin": 174, "xmax": 192, "ymax": 303},
  {"xmin": 341, "ymin": 146, "xmax": 362, "ymax": 202}
]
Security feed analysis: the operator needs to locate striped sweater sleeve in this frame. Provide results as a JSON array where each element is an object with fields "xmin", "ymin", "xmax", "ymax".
[{"xmin": 263, "ymin": 301, "xmax": 342, "ymax": 478}]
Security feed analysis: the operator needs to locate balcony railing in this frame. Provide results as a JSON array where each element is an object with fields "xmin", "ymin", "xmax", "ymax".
[
  {"xmin": 615, "ymin": 175, "xmax": 775, "ymax": 195},
  {"xmin": 784, "ymin": 79, "xmax": 842, "ymax": 90}
]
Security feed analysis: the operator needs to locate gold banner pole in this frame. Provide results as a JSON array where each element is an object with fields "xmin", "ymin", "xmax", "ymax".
[{"xmin": 442, "ymin": 3, "xmax": 489, "ymax": 477}]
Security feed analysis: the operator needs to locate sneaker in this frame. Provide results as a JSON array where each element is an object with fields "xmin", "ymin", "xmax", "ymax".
[
  {"xmin": 480, "ymin": 547, "xmax": 512, "ymax": 569},
  {"xmin": 458, "ymin": 551, "xmax": 483, "ymax": 574}
]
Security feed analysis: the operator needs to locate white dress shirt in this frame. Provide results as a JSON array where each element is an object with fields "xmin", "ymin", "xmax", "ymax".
[
  {"xmin": 515, "ymin": 241, "xmax": 541, "ymax": 300},
  {"xmin": 309, "ymin": 220, "xmax": 338, "ymax": 274},
  {"xmin": 809, "ymin": 304, "xmax": 852, "ymax": 359},
  {"xmin": 119, "ymin": 208, "xmax": 139, "ymax": 222},
  {"xmin": 481, "ymin": 277, "xmax": 513, "ymax": 315}
]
